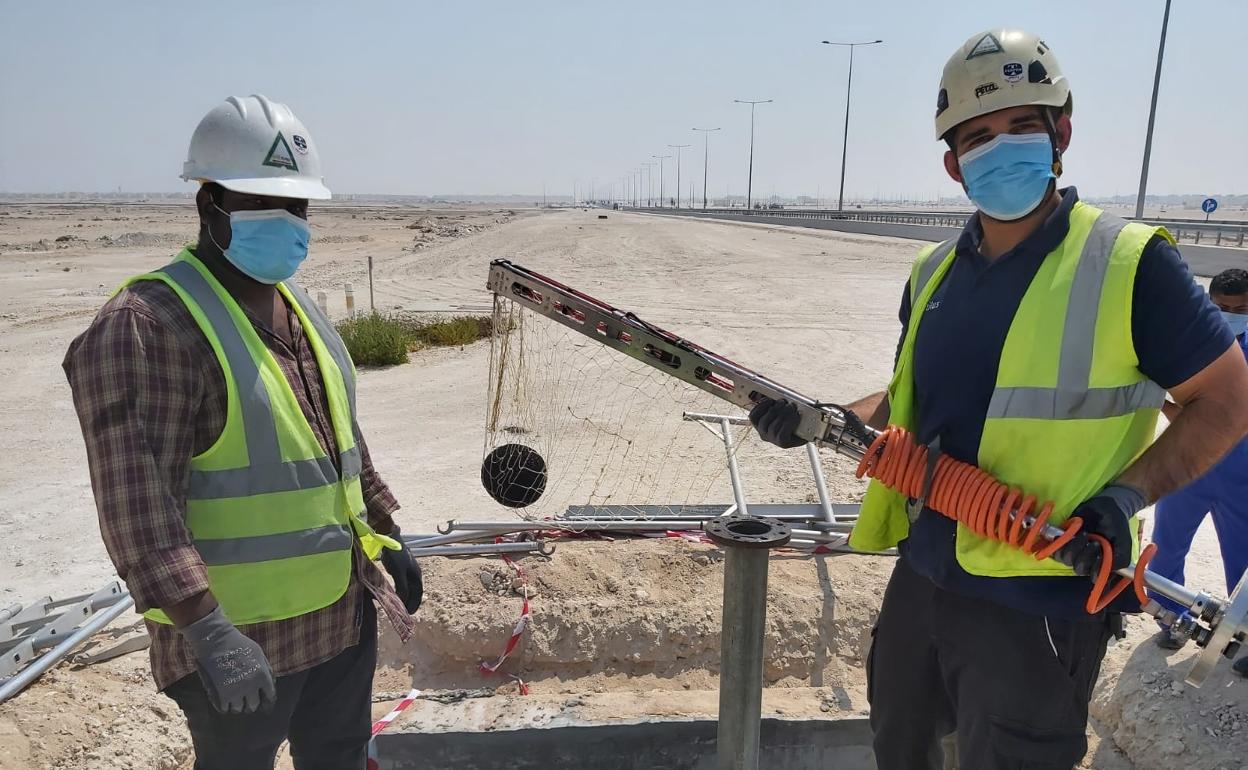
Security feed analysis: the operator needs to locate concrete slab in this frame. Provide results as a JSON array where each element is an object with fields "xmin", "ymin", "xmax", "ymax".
[{"xmin": 376, "ymin": 715, "xmax": 876, "ymax": 770}]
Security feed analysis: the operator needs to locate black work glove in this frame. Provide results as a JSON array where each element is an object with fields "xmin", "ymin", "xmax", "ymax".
[
  {"xmin": 1056, "ymin": 483, "xmax": 1147, "ymax": 577},
  {"xmin": 178, "ymin": 606, "xmax": 276, "ymax": 714},
  {"xmin": 381, "ymin": 527, "xmax": 424, "ymax": 614},
  {"xmin": 748, "ymin": 397, "xmax": 805, "ymax": 449}
]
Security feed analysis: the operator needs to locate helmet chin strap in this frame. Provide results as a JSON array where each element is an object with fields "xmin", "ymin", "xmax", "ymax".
[{"xmin": 1042, "ymin": 109, "xmax": 1064, "ymax": 178}]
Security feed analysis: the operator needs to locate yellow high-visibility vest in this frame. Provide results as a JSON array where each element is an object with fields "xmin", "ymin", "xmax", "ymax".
[
  {"xmin": 852, "ymin": 202, "xmax": 1169, "ymax": 577},
  {"xmin": 123, "ymin": 250, "xmax": 397, "ymax": 625}
]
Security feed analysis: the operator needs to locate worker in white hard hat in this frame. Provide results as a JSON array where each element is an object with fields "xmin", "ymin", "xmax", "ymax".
[
  {"xmin": 751, "ymin": 29, "xmax": 1248, "ymax": 768},
  {"xmin": 64, "ymin": 95, "xmax": 424, "ymax": 769}
]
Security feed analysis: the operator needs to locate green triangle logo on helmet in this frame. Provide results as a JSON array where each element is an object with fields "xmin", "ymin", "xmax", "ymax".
[
  {"xmin": 262, "ymin": 132, "xmax": 300, "ymax": 172},
  {"xmin": 966, "ymin": 33, "xmax": 1003, "ymax": 60}
]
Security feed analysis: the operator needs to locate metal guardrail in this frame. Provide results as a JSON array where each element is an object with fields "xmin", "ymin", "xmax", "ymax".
[{"xmin": 643, "ymin": 207, "xmax": 1248, "ymax": 248}]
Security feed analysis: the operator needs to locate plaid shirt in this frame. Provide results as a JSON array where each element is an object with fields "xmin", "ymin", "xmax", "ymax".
[{"xmin": 63, "ymin": 261, "xmax": 414, "ymax": 691}]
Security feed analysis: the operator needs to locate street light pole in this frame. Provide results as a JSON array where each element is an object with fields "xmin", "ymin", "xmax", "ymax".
[
  {"xmin": 669, "ymin": 144, "xmax": 691, "ymax": 208},
  {"xmin": 734, "ymin": 99, "xmax": 772, "ymax": 211},
  {"xmin": 642, "ymin": 162, "xmax": 656, "ymax": 207},
  {"xmin": 652, "ymin": 155, "xmax": 671, "ymax": 207},
  {"xmin": 822, "ymin": 39, "xmax": 883, "ymax": 213},
  {"xmin": 692, "ymin": 127, "xmax": 721, "ymax": 210},
  {"xmin": 1135, "ymin": 0, "xmax": 1172, "ymax": 220}
]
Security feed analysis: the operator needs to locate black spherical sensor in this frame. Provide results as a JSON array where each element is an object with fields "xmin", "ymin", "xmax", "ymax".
[{"xmin": 480, "ymin": 443, "xmax": 547, "ymax": 508}]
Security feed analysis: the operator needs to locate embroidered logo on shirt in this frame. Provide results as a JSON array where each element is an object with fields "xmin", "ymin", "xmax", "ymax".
[{"xmin": 926, "ymin": 300, "xmax": 942, "ymax": 312}]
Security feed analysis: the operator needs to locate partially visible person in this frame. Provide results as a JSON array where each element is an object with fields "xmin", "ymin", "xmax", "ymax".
[{"xmin": 1150, "ymin": 268, "xmax": 1248, "ymax": 677}]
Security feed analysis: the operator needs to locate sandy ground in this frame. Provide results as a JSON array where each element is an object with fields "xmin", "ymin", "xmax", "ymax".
[{"xmin": 0, "ymin": 203, "xmax": 1242, "ymax": 769}]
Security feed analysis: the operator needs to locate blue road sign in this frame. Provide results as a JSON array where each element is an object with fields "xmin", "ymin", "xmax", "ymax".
[{"xmin": 1202, "ymin": 197, "xmax": 1218, "ymax": 215}]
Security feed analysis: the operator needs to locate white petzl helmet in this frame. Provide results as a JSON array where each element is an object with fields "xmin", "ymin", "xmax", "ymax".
[
  {"xmin": 934, "ymin": 29, "xmax": 1072, "ymax": 140},
  {"xmin": 181, "ymin": 94, "xmax": 331, "ymax": 200}
]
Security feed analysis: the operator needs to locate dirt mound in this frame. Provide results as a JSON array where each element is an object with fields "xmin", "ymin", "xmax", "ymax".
[
  {"xmin": 96, "ymin": 232, "xmax": 187, "ymax": 248},
  {"xmin": 403, "ymin": 212, "xmax": 514, "ymax": 251},
  {"xmin": 1091, "ymin": 615, "xmax": 1248, "ymax": 770},
  {"xmin": 0, "ymin": 625, "xmax": 191, "ymax": 770},
  {"xmin": 381, "ymin": 538, "xmax": 890, "ymax": 695},
  {"xmin": 317, "ymin": 234, "xmax": 374, "ymax": 244}
]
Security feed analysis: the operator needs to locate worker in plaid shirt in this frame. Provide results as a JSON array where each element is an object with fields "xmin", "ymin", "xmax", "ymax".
[{"xmin": 64, "ymin": 95, "xmax": 422, "ymax": 770}]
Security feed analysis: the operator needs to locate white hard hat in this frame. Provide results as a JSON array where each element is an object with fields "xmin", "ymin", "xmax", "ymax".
[
  {"xmin": 181, "ymin": 94, "xmax": 331, "ymax": 200},
  {"xmin": 934, "ymin": 29, "xmax": 1072, "ymax": 141}
]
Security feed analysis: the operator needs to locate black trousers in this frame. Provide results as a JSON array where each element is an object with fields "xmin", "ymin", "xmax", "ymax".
[
  {"xmin": 165, "ymin": 601, "xmax": 377, "ymax": 770},
  {"xmin": 867, "ymin": 559, "xmax": 1113, "ymax": 770}
]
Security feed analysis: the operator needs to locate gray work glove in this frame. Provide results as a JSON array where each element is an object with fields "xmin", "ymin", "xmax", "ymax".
[
  {"xmin": 179, "ymin": 606, "xmax": 276, "ymax": 714},
  {"xmin": 1056, "ymin": 483, "xmax": 1147, "ymax": 576}
]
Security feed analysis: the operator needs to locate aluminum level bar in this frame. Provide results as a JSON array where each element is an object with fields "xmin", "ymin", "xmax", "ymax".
[{"xmin": 488, "ymin": 259, "xmax": 876, "ymax": 461}]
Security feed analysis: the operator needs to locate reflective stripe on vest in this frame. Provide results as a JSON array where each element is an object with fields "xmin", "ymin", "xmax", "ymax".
[
  {"xmin": 195, "ymin": 523, "xmax": 354, "ymax": 566},
  {"xmin": 161, "ymin": 261, "xmax": 362, "ymax": 501},
  {"xmin": 911, "ymin": 238, "xmax": 957, "ymax": 304},
  {"xmin": 985, "ymin": 214, "xmax": 1165, "ymax": 421}
]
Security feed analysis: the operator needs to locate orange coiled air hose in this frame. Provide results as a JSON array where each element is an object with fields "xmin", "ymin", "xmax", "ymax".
[{"xmin": 855, "ymin": 425, "xmax": 1156, "ymax": 615}]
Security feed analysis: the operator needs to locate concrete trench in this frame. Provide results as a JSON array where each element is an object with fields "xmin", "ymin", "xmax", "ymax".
[{"xmin": 375, "ymin": 715, "xmax": 877, "ymax": 770}]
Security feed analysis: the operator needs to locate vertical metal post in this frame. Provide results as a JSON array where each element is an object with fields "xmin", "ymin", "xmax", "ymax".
[
  {"xmin": 837, "ymin": 44, "xmax": 855, "ymax": 213},
  {"xmin": 705, "ymin": 515, "xmax": 791, "ymax": 770},
  {"xmin": 367, "ymin": 256, "xmax": 375, "ymax": 313},
  {"xmin": 734, "ymin": 101, "xmax": 773, "ymax": 210},
  {"xmin": 669, "ymin": 145, "xmax": 690, "ymax": 208},
  {"xmin": 703, "ymin": 135, "xmax": 709, "ymax": 209},
  {"xmin": 747, "ymin": 104, "xmax": 755, "ymax": 211},
  {"xmin": 719, "ymin": 547, "xmax": 768, "ymax": 770},
  {"xmin": 1135, "ymin": 0, "xmax": 1172, "ymax": 220},
  {"xmin": 720, "ymin": 417, "xmax": 750, "ymax": 517},
  {"xmin": 805, "ymin": 443, "xmax": 837, "ymax": 524}
]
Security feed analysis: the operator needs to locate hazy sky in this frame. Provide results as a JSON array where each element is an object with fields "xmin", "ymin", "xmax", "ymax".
[{"xmin": 1, "ymin": 0, "xmax": 1244, "ymax": 200}]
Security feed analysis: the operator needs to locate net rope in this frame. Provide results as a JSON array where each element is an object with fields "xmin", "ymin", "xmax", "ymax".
[{"xmin": 482, "ymin": 295, "xmax": 830, "ymax": 521}]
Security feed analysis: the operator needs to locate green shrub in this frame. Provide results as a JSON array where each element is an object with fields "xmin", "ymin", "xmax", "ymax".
[
  {"xmin": 335, "ymin": 312, "xmax": 411, "ymax": 367},
  {"xmin": 408, "ymin": 315, "xmax": 493, "ymax": 347},
  {"xmin": 335, "ymin": 313, "xmax": 494, "ymax": 367}
]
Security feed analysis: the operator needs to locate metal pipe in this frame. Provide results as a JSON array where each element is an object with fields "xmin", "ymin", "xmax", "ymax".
[
  {"xmin": 440, "ymin": 519, "xmax": 711, "ymax": 534},
  {"xmin": 705, "ymin": 515, "xmax": 791, "ymax": 770},
  {"xmin": 787, "ymin": 528, "xmax": 843, "ymax": 543},
  {"xmin": 0, "ymin": 593, "xmax": 135, "ymax": 705},
  {"xmin": 721, "ymin": 417, "xmax": 750, "ymax": 517},
  {"xmin": 805, "ymin": 443, "xmax": 837, "ymax": 524},
  {"xmin": 1134, "ymin": 0, "xmax": 1172, "ymax": 220},
  {"xmin": 563, "ymin": 512, "xmax": 852, "ymax": 525},
  {"xmin": 1002, "ymin": 506, "xmax": 1211, "ymax": 617},
  {"xmin": 685, "ymin": 411, "xmax": 748, "ymax": 425},
  {"xmin": 405, "ymin": 541, "xmax": 550, "ymax": 558},
  {"xmin": 401, "ymin": 530, "xmax": 510, "ymax": 548},
  {"xmin": 719, "ymin": 545, "xmax": 768, "ymax": 769}
]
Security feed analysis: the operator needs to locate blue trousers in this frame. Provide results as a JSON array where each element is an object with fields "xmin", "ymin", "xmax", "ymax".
[{"xmin": 1148, "ymin": 447, "xmax": 1248, "ymax": 619}]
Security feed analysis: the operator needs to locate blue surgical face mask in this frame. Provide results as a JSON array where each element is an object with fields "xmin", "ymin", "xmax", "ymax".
[
  {"xmin": 211, "ymin": 205, "xmax": 310, "ymax": 284},
  {"xmin": 958, "ymin": 133, "xmax": 1056, "ymax": 222},
  {"xmin": 1221, "ymin": 310, "xmax": 1248, "ymax": 337}
]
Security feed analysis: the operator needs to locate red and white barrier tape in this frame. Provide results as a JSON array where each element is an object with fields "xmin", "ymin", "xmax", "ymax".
[
  {"xmin": 366, "ymin": 687, "xmax": 421, "ymax": 770},
  {"xmin": 479, "ymin": 593, "xmax": 530, "ymax": 674},
  {"xmin": 478, "ymin": 545, "xmax": 534, "ymax": 683}
]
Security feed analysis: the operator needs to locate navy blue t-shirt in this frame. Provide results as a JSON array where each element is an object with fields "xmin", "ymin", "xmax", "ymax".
[{"xmin": 895, "ymin": 187, "xmax": 1233, "ymax": 619}]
